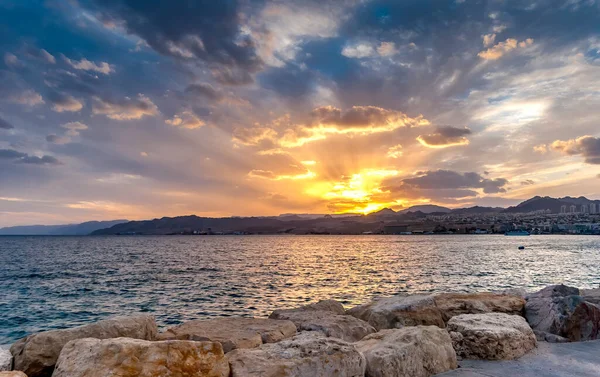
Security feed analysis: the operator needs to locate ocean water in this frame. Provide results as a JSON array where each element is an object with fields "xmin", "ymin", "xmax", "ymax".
[{"xmin": 1, "ymin": 234, "xmax": 599, "ymax": 345}]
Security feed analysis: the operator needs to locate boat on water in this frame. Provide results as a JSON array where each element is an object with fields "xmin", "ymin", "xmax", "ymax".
[{"xmin": 505, "ymin": 230, "xmax": 530, "ymax": 236}]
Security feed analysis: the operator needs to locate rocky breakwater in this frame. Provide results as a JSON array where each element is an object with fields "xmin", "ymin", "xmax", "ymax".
[{"xmin": 3, "ymin": 285, "xmax": 598, "ymax": 377}]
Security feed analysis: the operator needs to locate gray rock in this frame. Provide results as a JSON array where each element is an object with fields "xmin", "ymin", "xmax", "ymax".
[
  {"xmin": 356, "ymin": 326, "xmax": 457, "ymax": 377},
  {"xmin": 0, "ymin": 372, "xmax": 27, "ymax": 377},
  {"xmin": 10, "ymin": 315, "xmax": 157, "ymax": 377},
  {"xmin": 227, "ymin": 332, "xmax": 366, "ymax": 377},
  {"xmin": 270, "ymin": 299, "xmax": 346, "ymax": 319},
  {"xmin": 53, "ymin": 338, "xmax": 229, "ymax": 377},
  {"xmin": 448, "ymin": 313, "xmax": 537, "ymax": 360},
  {"xmin": 581, "ymin": 288, "xmax": 600, "ymax": 305},
  {"xmin": 525, "ymin": 284, "xmax": 600, "ymax": 341},
  {"xmin": 0, "ymin": 347, "xmax": 11, "ymax": 371},
  {"xmin": 157, "ymin": 317, "xmax": 296, "ymax": 353}
]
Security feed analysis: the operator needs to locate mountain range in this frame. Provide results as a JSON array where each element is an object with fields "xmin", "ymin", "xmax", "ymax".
[{"xmin": 2, "ymin": 196, "xmax": 599, "ymax": 236}]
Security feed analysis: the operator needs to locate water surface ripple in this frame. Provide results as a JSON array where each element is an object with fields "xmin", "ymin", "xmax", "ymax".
[{"xmin": 1, "ymin": 235, "xmax": 599, "ymax": 345}]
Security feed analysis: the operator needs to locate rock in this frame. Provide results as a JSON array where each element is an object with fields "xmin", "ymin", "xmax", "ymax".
[
  {"xmin": 0, "ymin": 348, "xmax": 11, "ymax": 371},
  {"xmin": 447, "ymin": 313, "xmax": 537, "ymax": 360},
  {"xmin": 157, "ymin": 318, "xmax": 296, "ymax": 353},
  {"xmin": 347, "ymin": 295, "xmax": 444, "ymax": 330},
  {"xmin": 270, "ymin": 299, "xmax": 346, "ymax": 319},
  {"xmin": 434, "ymin": 293, "xmax": 525, "ymax": 323},
  {"xmin": 53, "ymin": 338, "xmax": 229, "ymax": 377},
  {"xmin": 10, "ymin": 315, "xmax": 157, "ymax": 377},
  {"xmin": 581, "ymin": 288, "xmax": 600, "ymax": 305},
  {"xmin": 275, "ymin": 311, "xmax": 375, "ymax": 342},
  {"xmin": 227, "ymin": 332, "xmax": 366, "ymax": 377},
  {"xmin": 0, "ymin": 372, "xmax": 27, "ymax": 377},
  {"xmin": 563, "ymin": 301, "xmax": 600, "ymax": 341},
  {"xmin": 355, "ymin": 326, "xmax": 457, "ymax": 377},
  {"xmin": 545, "ymin": 333, "xmax": 570, "ymax": 343},
  {"xmin": 525, "ymin": 284, "xmax": 600, "ymax": 341}
]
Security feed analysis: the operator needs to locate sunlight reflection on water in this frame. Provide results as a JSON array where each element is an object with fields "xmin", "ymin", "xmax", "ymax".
[{"xmin": 1, "ymin": 234, "xmax": 599, "ymax": 344}]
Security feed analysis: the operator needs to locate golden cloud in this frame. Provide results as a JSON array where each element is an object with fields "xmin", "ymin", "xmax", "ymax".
[{"xmin": 478, "ymin": 38, "xmax": 533, "ymax": 60}]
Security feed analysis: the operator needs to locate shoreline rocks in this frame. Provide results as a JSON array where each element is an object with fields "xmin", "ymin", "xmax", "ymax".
[
  {"xmin": 448, "ymin": 313, "xmax": 537, "ymax": 360},
  {"xmin": 356, "ymin": 326, "xmax": 457, "ymax": 377},
  {"xmin": 0, "ymin": 348, "xmax": 11, "ymax": 371},
  {"xmin": 10, "ymin": 315, "xmax": 157, "ymax": 377},
  {"xmin": 157, "ymin": 318, "xmax": 296, "ymax": 353},
  {"xmin": 53, "ymin": 338, "xmax": 229, "ymax": 377},
  {"xmin": 227, "ymin": 332, "xmax": 366, "ymax": 377}
]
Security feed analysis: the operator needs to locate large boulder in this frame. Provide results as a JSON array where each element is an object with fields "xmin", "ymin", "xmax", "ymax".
[
  {"xmin": 355, "ymin": 326, "xmax": 457, "ymax": 377},
  {"xmin": 270, "ymin": 300, "xmax": 346, "ymax": 318},
  {"xmin": 53, "ymin": 338, "xmax": 229, "ymax": 377},
  {"xmin": 270, "ymin": 300, "xmax": 375, "ymax": 342},
  {"xmin": 581, "ymin": 287, "xmax": 600, "ymax": 305},
  {"xmin": 347, "ymin": 295, "xmax": 444, "ymax": 330},
  {"xmin": 525, "ymin": 284, "xmax": 600, "ymax": 341},
  {"xmin": 157, "ymin": 318, "xmax": 296, "ymax": 353},
  {"xmin": 0, "ymin": 372, "xmax": 27, "ymax": 377},
  {"xmin": 0, "ymin": 348, "xmax": 11, "ymax": 371},
  {"xmin": 448, "ymin": 313, "xmax": 536, "ymax": 360},
  {"xmin": 10, "ymin": 315, "xmax": 157, "ymax": 377},
  {"xmin": 227, "ymin": 332, "xmax": 366, "ymax": 377},
  {"xmin": 433, "ymin": 293, "xmax": 525, "ymax": 323}
]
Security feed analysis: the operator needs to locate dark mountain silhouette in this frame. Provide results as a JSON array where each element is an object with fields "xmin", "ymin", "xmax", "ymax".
[
  {"xmin": 503, "ymin": 196, "xmax": 600, "ymax": 213},
  {"xmin": 0, "ymin": 220, "xmax": 128, "ymax": 235},
  {"xmin": 451, "ymin": 206, "xmax": 502, "ymax": 215},
  {"xmin": 400, "ymin": 205, "xmax": 452, "ymax": 214}
]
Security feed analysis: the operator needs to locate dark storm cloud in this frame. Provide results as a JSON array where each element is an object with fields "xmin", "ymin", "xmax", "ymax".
[
  {"xmin": 46, "ymin": 90, "xmax": 84, "ymax": 112},
  {"xmin": 387, "ymin": 170, "xmax": 509, "ymax": 196},
  {"xmin": 185, "ymin": 83, "xmax": 224, "ymax": 102},
  {"xmin": 0, "ymin": 117, "xmax": 14, "ymax": 129},
  {"xmin": 551, "ymin": 136, "xmax": 600, "ymax": 165},
  {"xmin": 84, "ymin": 0, "xmax": 265, "ymax": 83},
  {"xmin": 521, "ymin": 179, "xmax": 535, "ymax": 186},
  {"xmin": 259, "ymin": 66, "xmax": 316, "ymax": 98},
  {"xmin": 0, "ymin": 149, "xmax": 28, "ymax": 159}
]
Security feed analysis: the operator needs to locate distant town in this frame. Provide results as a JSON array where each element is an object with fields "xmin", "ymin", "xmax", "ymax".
[{"xmin": 1, "ymin": 196, "xmax": 599, "ymax": 236}]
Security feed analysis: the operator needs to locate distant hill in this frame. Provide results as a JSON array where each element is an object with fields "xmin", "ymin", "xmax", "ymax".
[
  {"xmin": 503, "ymin": 196, "xmax": 600, "ymax": 213},
  {"xmin": 451, "ymin": 206, "xmax": 503, "ymax": 215},
  {"xmin": 400, "ymin": 205, "xmax": 452, "ymax": 214},
  {"xmin": 0, "ymin": 220, "xmax": 128, "ymax": 235}
]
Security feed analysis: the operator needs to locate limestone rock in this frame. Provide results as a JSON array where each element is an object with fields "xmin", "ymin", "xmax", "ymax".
[
  {"xmin": 53, "ymin": 338, "xmax": 229, "ymax": 377},
  {"xmin": 433, "ymin": 293, "xmax": 525, "ymax": 323},
  {"xmin": 525, "ymin": 284, "xmax": 600, "ymax": 341},
  {"xmin": 0, "ymin": 372, "xmax": 27, "ymax": 377},
  {"xmin": 270, "ymin": 299, "xmax": 346, "ymax": 319},
  {"xmin": 0, "ymin": 348, "xmax": 11, "ymax": 371},
  {"xmin": 10, "ymin": 315, "xmax": 157, "ymax": 377},
  {"xmin": 227, "ymin": 332, "xmax": 366, "ymax": 377},
  {"xmin": 278, "ymin": 311, "xmax": 375, "ymax": 342},
  {"xmin": 157, "ymin": 318, "xmax": 296, "ymax": 353},
  {"xmin": 347, "ymin": 295, "xmax": 444, "ymax": 330},
  {"xmin": 448, "ymin": 313, "xmax": 537, "ymax": 360},
  {"xmin": 356, "ymin": 326, "xmax": 457, "ymax": 377}
]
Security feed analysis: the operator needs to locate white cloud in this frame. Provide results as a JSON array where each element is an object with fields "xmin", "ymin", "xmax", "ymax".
[
  {"xmin": 342, "ymin": 41, "xmax": 398, "ymax": 59},
  {"xmin": 92, "ymin": 94, "xmax": 159, "ymax": 120},
  {"xmin": 9, "ymin": 90, "xmax": 45, "ymax": 106},
  {"xmin": 483, "ymin": 33, "xmax": 496, "ymax": 47},
  {"xmin": 4, "ymin": 53, "xmax": 20, "ymax": 67},
  {"xmin": 478, "ymin": 38, "xmax": 534, "ymax": 60},
  {"xmin": 165, "ymin": 111, "xmax": 205, "ymax": 129},
  {"xmin": 62, "ymin": 54, "xmax": 114, "ymax": 74},
  {"xmin": 62, "ymin": 121, "xmax": 88, "ymax": 136}
]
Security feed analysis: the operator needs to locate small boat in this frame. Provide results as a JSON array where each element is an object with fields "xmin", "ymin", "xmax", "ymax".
[
  {"xmin": 505, "ymin": 230, "xmax": 530, "ymax": 236},
  {"xmin": 518, "ymin": 246, "xmax": 525, "ymax": 250}
]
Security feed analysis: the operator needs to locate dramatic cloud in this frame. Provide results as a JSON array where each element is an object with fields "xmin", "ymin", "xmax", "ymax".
[
  {"xmin": 62, "ymin": 121, "xmax": 88, "ymax": 136},
  {"xmin": 0, "ymin": 149, "xmax": 27, "ymax": 159},
  {"xmin": 165, "ymin": 111, "xmax": 205, "ymax": 129},
  {"xmin": 23, "ymin": 46, "xmax": 56, "ymax": 64},
  {"xmin": 478, "ymin": 38, "xmax": 534, "ymax": 60},
  {"xmin": 92, "ymin": 95, "xmax": 159, "ymax": 120},
  {"xmin": 8, "ymin": 90, "xmax": 45, "ymax": 106},
  {"xmin": 185, "ymin": 83, "xmax": 224, "ymax": 102},
  {"xmin": 85, "ymin": 0, "xmax": 264, "ymax": 83},
  {"xmin": 0, "ymin": 117, "xmax": 14, "ymax": 130},
  {"xmin": 62, "ymin": 55, "xmax": 114, "ymax": 74},
  {"xmin": 342, "ymin": 41, "xmax": 398, "ymax": 58},
  {"xmin": 391, "ymin": 170, "xmax": 509, "ymax": 195},
  {"xmin": 417, "ymin": 126, "xmax": 472, "ymax": 148},
  {"xmin": 47, "ymin": 91, "xmax": 84, "ymax": 112},
  {"xmin": 549, "ymin": 136, "xmax": 600, "ymax": 164},
  {"xmin": 387, "ymin": 144, "xmax": 403, "ymax": 159}
]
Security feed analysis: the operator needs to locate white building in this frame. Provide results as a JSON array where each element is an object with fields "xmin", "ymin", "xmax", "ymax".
[
  {"xmin": 560, "ymin": 205, "xmax": 567, "ymax": 214},
  {"xmin": 581, "ymin": 204, "xmax": 589, "ymax": 214},
  {"xmin": 570, "ymin": 205, "xmax": 577, "ymax": 213},
  {"xmin": 591, "ymin": 203, "xmax": 597, "ymax": 214}
]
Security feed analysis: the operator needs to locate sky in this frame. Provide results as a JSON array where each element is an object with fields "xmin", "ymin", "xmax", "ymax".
[{"xmin": 1, "ymin": 0, "xmax": 600, "ymax": 226}]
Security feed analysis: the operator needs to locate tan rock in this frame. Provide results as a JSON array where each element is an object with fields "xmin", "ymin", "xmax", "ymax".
[
  {"xmin": 53, "ymin": 338, "xmax": 229, "ymax": 377},
  {"xmin": 448, "ymin": 313, "xmax": 537, "ymax": 360},
  {"xmin": 270, "ymin": 299, "xmax": 346, "ymax": 319},
  {"xmin": 0, "ymin": 372, "xmax": 27, "ymax": 377},
  {"xmin": 279, "ymin": 311, "xmax": 376, "ymax": 342},
  {"xmin": 10, "ymin": 315, "xmax": 157, "ymax": 377},
  {"xmin": 347, "ymin": 295, "xmax": 444, "ymax": 330},
  {"xmin": 356, "ymin": 326, "xmax": 457, "ymax": 377},
  {"xmin": 227, "ymin": 332, "xmax": 366, "ymax": 377},
  {"xmin": 157, "ymin": 318, "xmax": 296, "ymax": 352},
  {"xmin": 434, "ymin": 293, "xmax": 525, "ymax": 323},
  {"xmin": 563, "ymin": 301, "xmax": 600, "ymax": 341}
]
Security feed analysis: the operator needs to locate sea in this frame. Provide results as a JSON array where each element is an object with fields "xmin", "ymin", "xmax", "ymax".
[{"xmin": 1, "ymin": 234, "xmax": 599, "ymax": 346}]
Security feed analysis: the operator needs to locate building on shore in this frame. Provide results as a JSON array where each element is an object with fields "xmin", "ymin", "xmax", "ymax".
[{"xmin": 570, "ymin": 205, "xmax": 577, "ymax": 213}]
